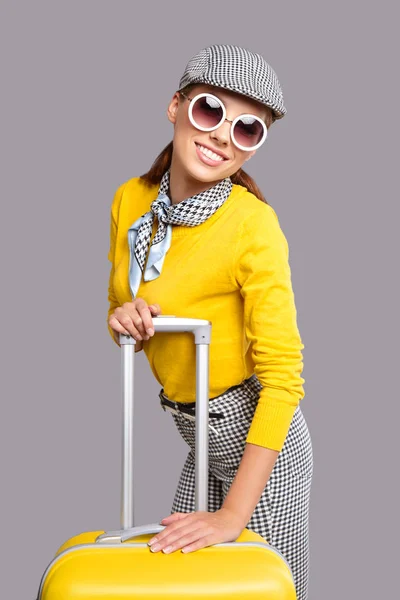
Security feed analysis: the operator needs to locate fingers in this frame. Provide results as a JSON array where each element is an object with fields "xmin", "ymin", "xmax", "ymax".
[
  {"xmin": 149, "ymin": 520, "xmax": 213, "ymax": 554},
  {"xmin": 108, "ymin": 298, "xmax": 162, "ymax": 342},
  {"xmin": 149, "ymin": 303, "xmax": 162, "ymax": 314},
  {"xmin": 161, "ymin": 512, "xmax": 190, "ymax": 524},
  {"xmin": 159, "ymin": 528, "xmax": 207, "ymax": 554},
  {"xmin": 181, "ymin": 536, "xmax": 213, "ymax": 554},
  {"xmin": 148, "ymin": 512, "xmax": 217, "ymax": 554},
  {"xmin": 148, "ymin": 514, "xmax": 193, "ymax": 549},
  {"xmin": 148, "ymin": 510, "xmax": 243, "ymax": 554},
  {"xmin": 109, "ymin": 307, "xmax": 142, "ymax": 340},
  {"xmin": 135, "ymin": 299, "xmax": 156, "ymax": 338},
  {"xmin": 108, "ymin": 314, "xmax": 131, "ymax": 337}
]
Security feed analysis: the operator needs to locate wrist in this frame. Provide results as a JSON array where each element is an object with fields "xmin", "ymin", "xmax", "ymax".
[{"xmin": 218, "ymin": 506, "xmax": 248, "ymax": 531}]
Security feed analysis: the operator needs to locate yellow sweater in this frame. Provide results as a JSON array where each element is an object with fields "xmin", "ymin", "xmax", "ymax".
[{"xmin": 107, "ymin": 177, "xmax": 305, "ymax": 452}]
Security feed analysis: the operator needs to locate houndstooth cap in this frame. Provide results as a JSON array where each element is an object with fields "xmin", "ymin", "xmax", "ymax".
[{"xmin": 178, "ymin": 44, "xmax": 287, "ymax": 120}]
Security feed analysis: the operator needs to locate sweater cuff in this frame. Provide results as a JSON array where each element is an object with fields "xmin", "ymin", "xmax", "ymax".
[{"xmin": 246, "ymin": 398, "xmax": 299, "ymax": 452}]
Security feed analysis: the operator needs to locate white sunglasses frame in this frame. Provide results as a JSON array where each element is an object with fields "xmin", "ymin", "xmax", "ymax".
[{"xmin": 181, "ymin": 91, "xmax": 268, "ymax": 152}]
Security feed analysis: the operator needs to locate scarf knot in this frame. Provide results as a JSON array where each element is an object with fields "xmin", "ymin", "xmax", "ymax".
[
  {"xmin": 150, "ymin": 193, "xmax": 171, "ymax": 225},
  {"xmin": 127, "ymin": 170, "xmax": 232, "ymax": 298}
]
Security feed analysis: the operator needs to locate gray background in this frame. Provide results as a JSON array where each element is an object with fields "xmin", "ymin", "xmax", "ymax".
[{"xmin": 1, "ymin": 1, "xmax": 398, "ymax": 598}]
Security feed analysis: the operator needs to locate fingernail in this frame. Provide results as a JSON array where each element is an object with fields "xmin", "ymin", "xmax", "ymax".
[
  {"xmin": 136, "ymin": 334, "xmax": 143, "ymax": 340},
  {"xmin": 150, "ymin": 543, "xmax": 161, "ymax": 552},
  {"xmin": 163, "ymin": 546, "xmax": 172, "ymax": 554},
  {"xmin": 148, "ymin": 537, "xmax": 158, "ymax": 546},
  {"xmin": 146, "ymin": 328, "xmax": 154, "ymax": 336}
]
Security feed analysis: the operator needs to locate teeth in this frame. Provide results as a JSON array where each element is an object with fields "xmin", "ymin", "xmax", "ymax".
[{"xmin": 197, "ymin": 144, "xmax": 225, "ymax": 162}]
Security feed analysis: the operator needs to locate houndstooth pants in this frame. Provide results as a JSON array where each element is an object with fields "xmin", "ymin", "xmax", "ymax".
[{"xmin": 159, "ymin": 374, "xmax": 313, "ymax": 600}]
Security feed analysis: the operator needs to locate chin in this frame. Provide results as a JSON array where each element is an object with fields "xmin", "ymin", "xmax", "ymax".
[{"xmin": 188, "ymin": 168, "xmax": 223, "ymax": 184}]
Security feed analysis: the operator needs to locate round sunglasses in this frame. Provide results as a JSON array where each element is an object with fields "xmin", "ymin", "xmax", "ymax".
[{"xmin": 179, "ymin": 91, "xmax": 268, "ymax": 152}]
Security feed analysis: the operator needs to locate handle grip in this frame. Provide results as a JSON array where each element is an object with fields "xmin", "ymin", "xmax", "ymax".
[
  {"xmin": 96, "ymin": 523, "xmax": 165, "ymax": 544},
  {"xmin": 119, "ymin": 315, "xmax": 212, "ymax": 345},
  {"xmin": 120, "ymin": 523, "xmax": 165, "ymax": 542}
]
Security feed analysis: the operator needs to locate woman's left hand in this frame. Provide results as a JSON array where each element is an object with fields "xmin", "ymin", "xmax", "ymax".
[{"xmin": 148, "ymin": 508, "xmax": 245, "ymax": 554}]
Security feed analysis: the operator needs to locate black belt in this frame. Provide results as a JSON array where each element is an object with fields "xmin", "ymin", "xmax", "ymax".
[{"xmin": 159, "ymin": 391, "xmax": 224, "ymax": 420}]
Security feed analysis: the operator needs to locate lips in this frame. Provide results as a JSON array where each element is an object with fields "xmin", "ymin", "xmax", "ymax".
[{"xmin": 195, "ymin": 143, "xmax": 229, "ymax": 164}]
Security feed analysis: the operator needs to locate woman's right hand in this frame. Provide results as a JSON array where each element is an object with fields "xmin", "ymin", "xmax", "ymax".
[{"xmin": 108, "ymin": 298, "xmax": 162, "ymax": 351}]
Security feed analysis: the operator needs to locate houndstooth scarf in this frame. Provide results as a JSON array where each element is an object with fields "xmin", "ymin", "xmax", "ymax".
[{"xmin": 128, "ymin": 170, "xmax": 233, "ymax": 298}]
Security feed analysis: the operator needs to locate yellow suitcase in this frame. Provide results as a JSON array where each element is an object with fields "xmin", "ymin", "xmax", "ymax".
[{"xmin": 36, "ymin": 317, "xmax": 296, "ymax": 599}]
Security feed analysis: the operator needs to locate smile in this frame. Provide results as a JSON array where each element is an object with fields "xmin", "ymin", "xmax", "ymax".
[{"xmin": 195, "ymin": 143, "xmax": 227, "ymax": 162}]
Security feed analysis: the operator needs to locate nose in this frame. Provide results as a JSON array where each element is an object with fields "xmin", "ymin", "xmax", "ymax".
[{"xmin": 210, "ymin": 119, "xmax": 231, "ymax": 146}]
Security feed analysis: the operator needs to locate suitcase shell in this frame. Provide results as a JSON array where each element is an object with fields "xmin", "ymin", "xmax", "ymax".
[
  {"xmin": 38, "ymin": 529, "xmax": 296, "ymax": 599},
  {"xmin": 36, "ymin": 317, "xmax": 297, "ymax": 599}
]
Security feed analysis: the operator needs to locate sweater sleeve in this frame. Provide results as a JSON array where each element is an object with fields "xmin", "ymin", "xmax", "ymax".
[
  {"xmin": 107, "ymin": 181, "xmax": 127, "ymax": 344},
  {"xmin": 233, "ymin": 203, "xmax": 305, "ymax": 452}
]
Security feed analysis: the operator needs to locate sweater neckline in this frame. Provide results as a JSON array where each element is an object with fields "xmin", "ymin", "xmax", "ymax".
[{"xmin": 168, "ymin": 185, "xmax": 245, "ymax": 238}]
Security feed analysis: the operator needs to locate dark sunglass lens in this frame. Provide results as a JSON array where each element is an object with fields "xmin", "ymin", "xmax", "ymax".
[
  {"xmin": 233, "ymin": 117, "xmax": 265, "ymax": 147},
  {"xmin": 192, "ymin": 96, "xmax": 224, "ymax": 129}
]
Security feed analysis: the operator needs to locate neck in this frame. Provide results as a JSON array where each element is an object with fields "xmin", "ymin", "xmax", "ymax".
[{"xmin": 168, "ymin": 160, "xmax": 222, "ymax": 205}]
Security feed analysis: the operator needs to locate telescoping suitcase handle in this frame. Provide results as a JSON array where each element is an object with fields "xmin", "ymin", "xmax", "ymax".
[{"xmin": 97, "ymin": 316, "xmax": 212, "ymax": 544}]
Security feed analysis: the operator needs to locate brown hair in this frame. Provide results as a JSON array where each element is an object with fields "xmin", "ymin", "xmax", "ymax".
[{"xmin": 140, "ymin": 86, "xmax": 276, "ymax": 205}]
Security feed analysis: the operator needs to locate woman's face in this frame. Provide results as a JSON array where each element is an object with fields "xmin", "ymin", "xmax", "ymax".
[{"xmin": 167, "ymin": 84, "xmax": 271, "ymax": 185}]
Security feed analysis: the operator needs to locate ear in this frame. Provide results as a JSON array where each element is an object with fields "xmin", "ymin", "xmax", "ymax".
[{"xmin": 167, "ymin": 92, "xmax": 180, "ymax": 124}]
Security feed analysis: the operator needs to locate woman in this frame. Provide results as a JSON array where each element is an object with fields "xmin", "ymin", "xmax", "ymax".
[{"xmin": 107, "ymin": 44, "xmax": 313, "ymax": 600}]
